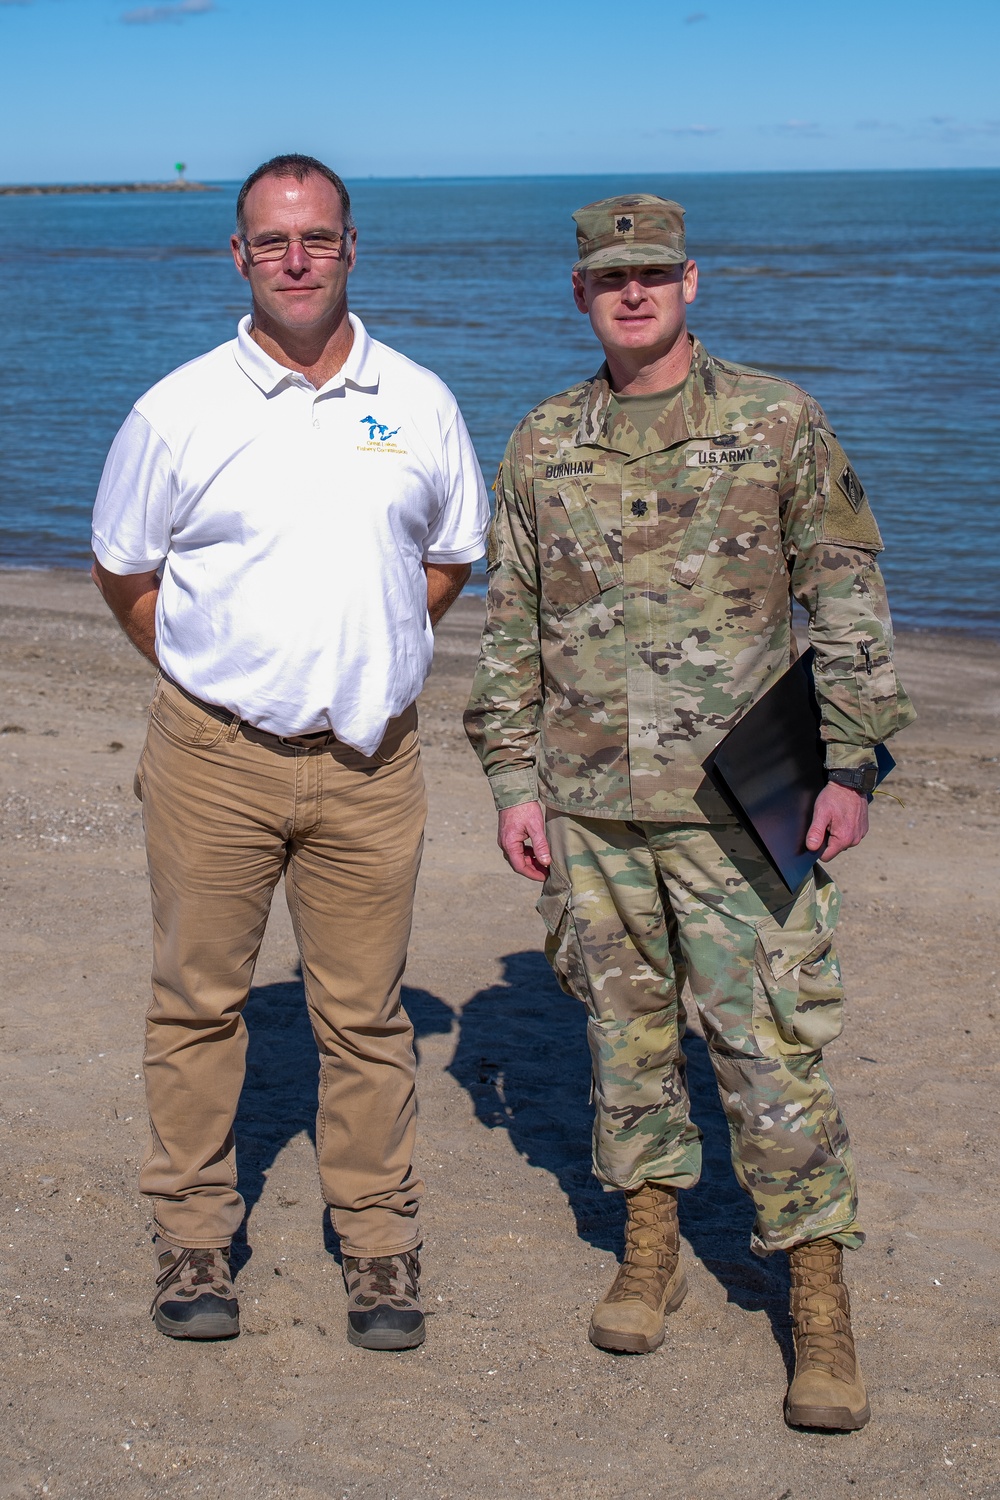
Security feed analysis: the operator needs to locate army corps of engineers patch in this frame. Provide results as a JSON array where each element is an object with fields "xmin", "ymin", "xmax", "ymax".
[{"xmin": 838, "ymin": 463, "xmax": 867, "ymax": 512}]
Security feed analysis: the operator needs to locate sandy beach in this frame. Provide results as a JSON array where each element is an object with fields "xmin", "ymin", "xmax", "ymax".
[{"xmin": 1, "ymin": 566, "xmax": 998, "ymax": 1500}]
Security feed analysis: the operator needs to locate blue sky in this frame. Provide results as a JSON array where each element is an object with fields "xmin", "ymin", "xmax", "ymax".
[{"xmin": 2, "ymin": 0, "xmax": 999, "ymax": 182}]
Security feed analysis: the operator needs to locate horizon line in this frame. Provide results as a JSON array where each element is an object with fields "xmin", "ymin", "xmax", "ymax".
[{"xmin": 2, "ymin": 164, "xmax": 999, "ymax": 191}]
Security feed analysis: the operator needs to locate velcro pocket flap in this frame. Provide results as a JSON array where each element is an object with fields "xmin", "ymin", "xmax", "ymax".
[
  {"xmin": 672, "ymin": 469, "xmax": 736, "ymax": 588},
  {"xmin": 557, "ymin": 485, "xmax": 622, "ymax": 593}
]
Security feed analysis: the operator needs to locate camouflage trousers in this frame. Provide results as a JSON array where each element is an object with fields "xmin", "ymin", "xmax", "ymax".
[{"xmin": 538, "ymin": 811, "xmax": 863, "ymax": 1256}]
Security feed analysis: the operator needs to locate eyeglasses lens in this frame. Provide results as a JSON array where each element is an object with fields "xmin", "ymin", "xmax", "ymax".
[{"xmin": 247, "ymin": 234, "xmax": 344, "ymax": 262}]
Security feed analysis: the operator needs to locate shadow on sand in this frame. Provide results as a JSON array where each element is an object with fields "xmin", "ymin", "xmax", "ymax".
[
  {"xmin": 229, "ymin": 956, "xmax": 791, "ymax": 1365},
  {"xmin": 231, "ymin": 976, "xmax": 453, "ymax": 1272},
  {"xmin": 449, "ymin": 949, "xmax": 792, "ymax": 1367}
]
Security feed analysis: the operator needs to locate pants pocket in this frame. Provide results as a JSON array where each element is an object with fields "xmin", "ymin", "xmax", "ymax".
[
  {"xmin": 536, "ymin": 873, "xmax": 593, "ymax": 1006},
  {"xmin": 150, "ymin": 678, "xmax": 229, "ymax": 749},
  {"xmin": 370, "ymin": 703, "xmax": 419, "ymax": 765},
  {"xmin": 753, "ymin": 868, "xmax": 844, "ymax": 1051}
]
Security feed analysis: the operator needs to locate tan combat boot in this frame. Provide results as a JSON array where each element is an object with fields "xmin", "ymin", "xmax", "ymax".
[
  {"xmin": 785, "ymin": 1237, "xmax": 870, "ymax": 1430},
  {"xmin": 589, "ymin": 1183, "xmax": 687, "ymax": 1354}
]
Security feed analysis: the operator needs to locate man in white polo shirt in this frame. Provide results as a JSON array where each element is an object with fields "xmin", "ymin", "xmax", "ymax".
[{"xmin": 91, "ymin": 153, "xmax": 489, "ymax": 1349}]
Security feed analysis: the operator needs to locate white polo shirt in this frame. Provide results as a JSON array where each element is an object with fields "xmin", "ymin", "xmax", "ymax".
[{"xmin": 92, "ymin": 314, "xmax": 489, "ymax": 754}]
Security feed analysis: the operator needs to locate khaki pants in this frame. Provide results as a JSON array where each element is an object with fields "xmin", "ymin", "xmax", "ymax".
[
  {"xmin": 134, "ymin": 677, "xmax": 426, "ymax": 1256},
  {"xmin": 540, "ymin": 811, "xmax": 862, "ymax": 1256}
]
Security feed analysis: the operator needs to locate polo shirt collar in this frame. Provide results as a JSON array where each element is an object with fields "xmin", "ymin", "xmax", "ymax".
[{"xmin": 232, "ymin": 312, "xmax": 380, "ymax": 396}]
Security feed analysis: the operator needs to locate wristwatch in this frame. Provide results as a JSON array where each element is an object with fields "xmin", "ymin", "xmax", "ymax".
[{"xmin": 826, "ymin": 765, "xmax": 879, "ymax": 796}]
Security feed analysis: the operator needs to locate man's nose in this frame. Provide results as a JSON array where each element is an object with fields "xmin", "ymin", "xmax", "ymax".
[
  {"xmin": 283, "ymin": 239, "xmax": 310, "ymax": 273},
  {"xmin": 621, "ymin": 280, "xmax": 647, "ymax": 305}
]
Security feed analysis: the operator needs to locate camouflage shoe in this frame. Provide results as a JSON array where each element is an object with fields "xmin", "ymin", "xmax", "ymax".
[
  {"xmin": 151, "ymin": 1241, "xmax": 240, "ymax": 1340},
  {"xmin": 785, "ymin": 1238, "xmax": 870, "ymax": 1430},
  {"xmin": 589, "ymin": 1183, "xmax": 688, "ymax": 1354},
  {"xmin": 343, "ymin": 1250, "xmax": 425, "ymax": 1350}
]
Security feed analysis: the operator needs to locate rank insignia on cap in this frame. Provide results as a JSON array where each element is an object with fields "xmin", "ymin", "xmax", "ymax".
[
  {"xmin": 615, "ymin": 216, "xmax": 634, "ymax": 235},
  {"xmin": 838, "ymin": 464, "xmax": 867, "ymax": 512}
]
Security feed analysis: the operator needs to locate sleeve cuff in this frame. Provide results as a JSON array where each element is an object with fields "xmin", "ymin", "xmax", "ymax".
[
  {"xmin": 824, "ymin": 743, "xmax": 880, "ymax": 771},
  {"xmin": 91, "ymin": 535, "xmax": 165, "ymax": 575},
  {"xmin": 487, "ymin": 767, "xmax": 539, "ymax": 811}
]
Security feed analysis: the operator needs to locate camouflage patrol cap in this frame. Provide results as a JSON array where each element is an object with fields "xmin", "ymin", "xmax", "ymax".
[{"xmin": 572, "ymin": 194, "xmax": 686, "ymax": 273}]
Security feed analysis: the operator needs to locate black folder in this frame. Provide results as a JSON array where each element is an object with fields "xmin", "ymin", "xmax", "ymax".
[{"xmin": 704, "ymin": 648, "xmax": 895, "ymax": 891}]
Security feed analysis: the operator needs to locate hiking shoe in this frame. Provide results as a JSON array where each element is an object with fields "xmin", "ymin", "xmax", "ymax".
[
  {"xmin": 151, "ymin": 1242, "xmax": 240, "ymax": 1340},
  {"xmin": 589, "ymin": 1182, "xmax": 688, "ymax": 1354},
  {"xmin": 785, "ymin": 1237, "xmax": 870, "ymax": 1430},
  {"xmin": 343, "ymin": 1250, "xmax": 425, "ymax": 1350}
]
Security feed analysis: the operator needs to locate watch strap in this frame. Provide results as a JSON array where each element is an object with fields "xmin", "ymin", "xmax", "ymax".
[{"xmin": 827, "ymin": 765, "xmax": 879, "ymax": 795}]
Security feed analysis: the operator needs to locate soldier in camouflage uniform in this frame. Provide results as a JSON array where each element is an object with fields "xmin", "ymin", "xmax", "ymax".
[{"xmin": 464, "ymin": 195, "xmax": 915, "ymax": 1429}]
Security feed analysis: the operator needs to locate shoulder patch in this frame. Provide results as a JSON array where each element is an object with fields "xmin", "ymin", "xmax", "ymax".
[{"xmin": 819, "ymin": 435, "xmax": 883, "ymax": 552}]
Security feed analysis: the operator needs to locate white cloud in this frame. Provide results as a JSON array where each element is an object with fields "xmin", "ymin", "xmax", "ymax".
[
  {"xmin": 926, "ymin": 115, "xmax": 1000, "ymax": 138},
  {"xmin": 121, "ymin": 0, "xmax": 215, "ymax": 23},
  {"xmin": 776, "ymin": 119, "xmax": 824, "ymax": 137}
]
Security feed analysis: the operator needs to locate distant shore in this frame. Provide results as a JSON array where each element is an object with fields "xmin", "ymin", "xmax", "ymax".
[{"xmin": 0, "ymin": 181, "xmax": 216, "ymax": 197}]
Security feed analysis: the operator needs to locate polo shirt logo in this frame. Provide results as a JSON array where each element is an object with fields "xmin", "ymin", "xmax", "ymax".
[
  {"xmin": 357, "ymin": 414, "xmax": 407, "ymax": 455},
  {"xmin": 360, "ymin": 415, "xmax": 401, "ymax": 444}
]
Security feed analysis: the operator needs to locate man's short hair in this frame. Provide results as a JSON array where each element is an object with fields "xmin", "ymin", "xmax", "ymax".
[{"xmin": 235, "ymin": 153, "xmax": 355, "ymax": 236}]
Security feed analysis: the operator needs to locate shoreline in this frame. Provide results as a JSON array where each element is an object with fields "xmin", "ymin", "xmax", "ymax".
[
  {"xmin": 2, "ymin": 564, "xmax": 997, "ymax": 645},
  {"xmin": 0, "ymin": 180, "xmax": 216, "ymax": 197}
]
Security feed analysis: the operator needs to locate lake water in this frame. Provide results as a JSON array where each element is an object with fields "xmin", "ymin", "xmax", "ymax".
[{"xmin": 1, "ymin": 171, "xmax": 998, "ymax": 634}]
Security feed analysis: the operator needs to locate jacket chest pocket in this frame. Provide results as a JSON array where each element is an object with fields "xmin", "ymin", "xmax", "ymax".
[
  {"xmin": 672, "ymin": 469, "xmax": 783, "ymax": 606},
  {"xmin": 537, "ymin": 483, "xmax": 623, "ymax": 619}
]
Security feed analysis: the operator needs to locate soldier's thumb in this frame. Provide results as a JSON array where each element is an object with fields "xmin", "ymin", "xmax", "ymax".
[{"xmin": 529, "ymin": 823, "xmax": 551, "ymax": 867}]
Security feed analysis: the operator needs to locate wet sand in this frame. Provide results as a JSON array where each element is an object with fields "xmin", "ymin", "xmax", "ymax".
[{"xmin": 1, "ymin": 568, "xmax": 998, "ymax": 1499}]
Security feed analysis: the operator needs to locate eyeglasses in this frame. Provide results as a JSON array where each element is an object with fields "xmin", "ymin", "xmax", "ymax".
[{"xmin": 241, "ymin": 231, "xmax": 349, "ymax": 264}]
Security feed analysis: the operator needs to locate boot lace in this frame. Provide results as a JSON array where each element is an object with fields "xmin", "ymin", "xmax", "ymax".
[
  {"xmin": 605, "ymin": 1187, "xmax": 679, "ymax": 1309},
  {"xmin": 150, "ymin": 1247, "xmax": 232, "ymax": 1312},
  {"xmin": 789, "ymin": 1242, "xmax": 857, "ymax": 1383},
  {"xmin": 345, "ymin": 1251, "xmax": 420, "ymax": 1309}
]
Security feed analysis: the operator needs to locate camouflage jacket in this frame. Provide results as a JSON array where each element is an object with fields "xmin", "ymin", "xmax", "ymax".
[{"xmin": 464, "ymin": 338, "xmax": 916, "ymax": 822}]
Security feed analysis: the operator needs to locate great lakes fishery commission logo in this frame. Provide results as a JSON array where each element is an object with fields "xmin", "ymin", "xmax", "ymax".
[{"xmin": 357, "ymin": 414, "xmax": 406, "ymax": 455}]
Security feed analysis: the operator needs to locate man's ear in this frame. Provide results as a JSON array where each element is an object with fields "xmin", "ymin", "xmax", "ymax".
[
  {"xmin": 230, "ymin": 234, "xmax": 251, "ymax": 282},
  {"xmin": 572, "ymin": 270, "xmax": 589, "ymax": 314}
]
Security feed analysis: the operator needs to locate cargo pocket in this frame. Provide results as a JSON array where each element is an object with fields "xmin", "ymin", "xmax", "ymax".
[
  {"xmin": 536, "ymin": 872, "xmax": 593, "ymax": 1006},
  {"xmin": 753, "ymin": 867, "xmax": 844, "ymax": 1052}
]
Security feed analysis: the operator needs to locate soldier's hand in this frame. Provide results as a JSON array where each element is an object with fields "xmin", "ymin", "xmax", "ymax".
[
  {"xmin": 806, "ymin": 783, "xmax": 870, "ymax": 862},
  {"xmin": 497, "ymin": 801, "xmax": 552, "ymax": 882}
]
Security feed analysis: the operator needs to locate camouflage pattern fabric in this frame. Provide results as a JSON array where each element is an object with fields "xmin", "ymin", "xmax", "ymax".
[
  {"xmin": 464, "ymin": 338, "xmax": 915, "ymax": 819},
  {"xmin": 540, "ymin": 810, "xmax": 863, "ymax": 1256}
]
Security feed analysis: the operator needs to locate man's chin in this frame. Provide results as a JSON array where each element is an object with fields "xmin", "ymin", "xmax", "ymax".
[{"xmin": 264, "ymin": 299, "xmax": 330, "ymax": 330}]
